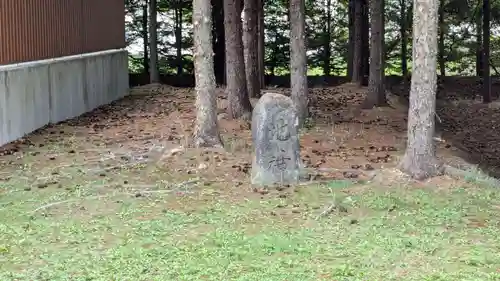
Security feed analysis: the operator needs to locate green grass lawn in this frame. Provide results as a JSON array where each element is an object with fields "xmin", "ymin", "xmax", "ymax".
[{"xmin": 2, "ymin": 177, "xmax": 500, "ymax": 280}]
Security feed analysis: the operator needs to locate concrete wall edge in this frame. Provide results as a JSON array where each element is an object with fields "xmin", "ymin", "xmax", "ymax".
[{"xmin": 0, "ymin": 48, "xmax": 128, "ymax": 72}]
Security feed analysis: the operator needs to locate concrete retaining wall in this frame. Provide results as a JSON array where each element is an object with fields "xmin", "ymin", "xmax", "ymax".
[{"xmin": 0, "ymin": 49, "xmax": 129, "ymax": 146}]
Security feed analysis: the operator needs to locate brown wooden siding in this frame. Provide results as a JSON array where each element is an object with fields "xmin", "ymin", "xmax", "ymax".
[{"xmin": 0, "ymin": 0, "xmax": 125, "ymax": 65}]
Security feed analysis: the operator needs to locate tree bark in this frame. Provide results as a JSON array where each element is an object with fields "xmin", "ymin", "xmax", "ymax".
[
  {"xmin": 347, "ymin": 0, "xmax": 355, "ymax": 79},
  {"xmin": 483, "ymin": 0, "xmax": 491, "ymax": 102},
  {"xmin": 399, "ymin": 0, "xmax": 443, "ymax": 180},
  {"xmin": 257, "ymin": 0, "xmax": 266, "ymax": 88},
  {"xmin": 476, "ymin": 11, "xmax": 483, "ymax": 77},
  {"xmin": 142, "ymin": 0, "xmax": 149, "ymax": 75},
  {"xmin": 224, "ymin": 0, "xmax": 253, "ymax": 120},
  {"xmin": 149, "ymin": 0, "xmax": 160, "ymax": 83},
  {"xmin": 192, "ymin": 0, "xmax": 223, "ymax": 147},
  {"xmin": 290, "ymin": 0, "xmax": 308, "ymax": 125},
  {"xmin": 361, "ymin": 0, "xmax": 370, "ymax": 86},
  {"xmin": 175, "ymin": 0, "xmax": 183, "ymax": 76},
  {"xmin": 352, "ymin": 0, "xmax": 363, "ymax": 83},
  {"xmin": 438, "ymin": 0, "xmax": 445, "ymax": 78},
  {"xmin": 243, "ymin": 0, "xmax": 261, "ymax": 98},
  {"xmin": 400, "ymin": 0, "xmax": 408, "ymax": 91},
  {"xmin": 363, "ymin": 0, "xmax": 386, "ymax": 108}
]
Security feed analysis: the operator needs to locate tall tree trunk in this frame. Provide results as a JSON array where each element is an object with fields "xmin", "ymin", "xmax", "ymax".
[
  {"xmin": 399, "ymin": 0, "xmax": 443, "ymax": 180},
  {"xmin": 175, "ymin": 0, "xmax": 183, "ymax": 76},
  {"xmin": 352, "ymin": 0, "xmax": 363, "ymax": 83},
  {"xmin": 483, "ymin": 0, "xmax": 491, "ymax": 102},
  {"xmin": 364, "ymin": 0, "xmax": 386, "ymax": 108},
  {"xmin": 438, "ymin": 0, "xmax": 445, "ymax": 78},
  {"xmin": 400, "ymin": 0, "xmax": 408, "ymax": 91},
  {"xmin": 142, "ymin": 0, "xmax": 149, "ymax": 75},
  {"xmin": 347, "ymin": 0, "xmax": 355, "ymax": 79},
  {"xmin": 212, "ymin": 0, "xmax": 226, "ymax": 85},
  {"xmin": 476, "ymin": 10, "xmax": 483, "ymax": 77},
  {"xmin": 361, "ymin": 0, "xmax": 370, "ymax": 86},
  {"xmin": 290, "ymin": 0, "xmax": 308, "ymax": 125},
  {"xmin": 257, "ymin": 0, "xmax": 266, "ymax": 88},
  {"xmin": 323, "ymin": 0, "xmax": 332, "ymax": 76},
  {"xmin": 192, "ymin": 0, "xmax": 223, "ymax": 147},
  {"xmin": 149, "ymin": 0, "xmax": 159, "ymax": 83},
  {"xmin": 224, "ymin": 0, "xmax": 253, "ymax": 120},
  {"xmin": 243, "ymin": 0, "xmax": 261, "ymax": 98}
]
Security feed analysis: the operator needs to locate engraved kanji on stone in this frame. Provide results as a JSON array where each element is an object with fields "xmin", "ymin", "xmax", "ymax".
[
  {"xmin": 269, "ymin": 114, "xmax": 291, "ymax": 141},
  {"xmin": 268, "ymin": 154, "xmax": 291, "ymax": 171}
]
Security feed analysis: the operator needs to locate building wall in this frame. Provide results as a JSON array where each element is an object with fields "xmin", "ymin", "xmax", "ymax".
[
  {"xmin": 0, "ymin": 0, "xmax": 125, "ymax": 65},
  {"xmin": 0, "ymin": 50, "xmax": 129, "ymax": 146},
  {"xmin": 0, "ymin": 0, "xmax": 129, "ymax": 146}
]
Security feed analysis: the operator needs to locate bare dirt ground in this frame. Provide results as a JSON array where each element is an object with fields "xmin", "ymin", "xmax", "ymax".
[
  {"xmin": 393, "ymin": 77, "xmax": 500, "ymax": 177},
  {"xmin": 3, "ymin": 81, "xmax": 500, "ymax": 279},
  {"xmin": 1, "ymin": 80, "xmax": 495, "ymax": 197}
]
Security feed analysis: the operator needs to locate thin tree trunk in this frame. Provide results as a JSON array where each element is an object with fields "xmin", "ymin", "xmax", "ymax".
[
  {"xmin": 438, "ymin": 0, "xmax": 445, "ymax": 78},
  {"xmin": 323, "ymin": 0, "xmax": 332, "ymax": 76},
  {"xmin": 270, "ymin": 34, "xmax": 278, "ymax": 76},
  {"xmin": 243, "ymin": 0, "xmax": 261, "ymax": 98},
  {"xmin": 142, "ymin": 1, "xmax": 149, "ymax": 75},
  {"xmin": 476, "ymin": 11, "xmax": 483, "ymax": 77},
  {"xmin": 149, "ymin": 0, "xmax": 159, "ymax": 83},
  {"xmin": 361, "ymin": 0, "xmax": 370, "ymax": 86},
  {"xmin": 352, "ymin": 0, "xmax": 363, "ymax": 83},
  {"xmin": 399, "ymin": 0, "xmax": 443, "ymax": 180},
  {"xmin": 290, "ymin": 0, "xmax": 308, "ymax": 125},
  {"xmin": 212, "ymin": 0, "xmax": 226, "ymax": 85},
  {"xmin": 347, "ymin": 0, "xmax": 355, "ymax": 79},
  {"xmin": 483, "ymin": 0, "xmax": 491, "ymax": 102},
  {"xmin": 192, "ymin": 0, "xmax": 223, "ymax": 148},
  {"xmin": 257, "ymin": 0, "xmax": 266, "ymax": 88},
  {"xmin": 224, "ymin": 0, "xmax": 253, "ymax": 120},
  {"xmin": 364, "ymin": 0, "xmax": 386, "ymax": 108},
  {"xmin": 175, "ymin": 0, "xmax": 183, "ymax": 76},
  {"xmin": 400, "ymin": 0, "xmax": 408, "ymax": 91},
  {"xmin": 285, "ymin": 0, "xmax": 290, "ymax": 21}
]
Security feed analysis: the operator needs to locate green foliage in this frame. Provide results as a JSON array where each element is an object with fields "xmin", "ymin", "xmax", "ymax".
[{"xmin": 125, "ymin": 0, "xmax": 500, "ymax": 76}]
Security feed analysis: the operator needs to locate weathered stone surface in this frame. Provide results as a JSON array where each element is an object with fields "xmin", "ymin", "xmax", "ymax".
[{"xmin": 251, "ymin": 92, "xmax": 301, "ymax": 186}]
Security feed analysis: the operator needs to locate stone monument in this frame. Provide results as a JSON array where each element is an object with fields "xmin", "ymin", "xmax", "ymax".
[{"xmin": 251, "ymin": 92, "xmax": 301, "ymax": 186}]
